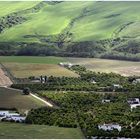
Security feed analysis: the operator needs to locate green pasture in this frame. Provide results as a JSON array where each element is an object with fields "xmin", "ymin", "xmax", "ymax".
[
  {"xmin": 0, "ymin": 1, "xmax": 140, "ymax": 42},
  {"xmin": 0, "ymin": 122, "xmax": 84, "ymax": 139}
]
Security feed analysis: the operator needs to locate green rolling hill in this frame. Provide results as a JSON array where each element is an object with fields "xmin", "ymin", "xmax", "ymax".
[{"xmin": 0, "ymin": 1, "xmax": 140, "ymax": 61}]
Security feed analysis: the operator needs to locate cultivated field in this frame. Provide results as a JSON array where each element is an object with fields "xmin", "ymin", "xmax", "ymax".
[
  {"xmin": 3, "ymin": 63, "xmax": 78, "ymax": 78},
  {"xmin": 0, "ymin": 122, "xmax": 84, "ymax": 139},
  {"xmin": 0, "ymin": 56, "xmax": 65, "ymax": 64},
  {"xmin": 0, "ymin": 87, "xmax": 45, "ymax": 112},
  {"xmin": 0, "ymin": 56, "xmax": 78, "ymax": 77},
  {"xmin": 1, "ymin": 56, "xmax": 139, "ymax": 77},
  {"xmin": 67, "ymin": 58, "xmax": 140, "ymax": 76}
]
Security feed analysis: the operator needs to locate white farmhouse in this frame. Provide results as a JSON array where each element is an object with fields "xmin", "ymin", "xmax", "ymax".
[
  {"xmin": 113, "ymin": 84, "xmax": 122, "ymax": 88},
  {"xmin": 98, "ymin": 123, "xmax": 122, "ymax": 132},
  {"xmin": 6, "ymin": 113, "xmax": 20, "ymax": 118},
  {"xmin": 127, "ymin": 98, "xmax": 140, "ymax": 111},
  {"xmin": 0, "ymin": 110, "xmax": 26, "ymax": 123},
  {"xmin": 7, "ymin": 116, "xmax": 26, "ymax": 122},
  {"xmin": 102, "ymin": 99, "xmax": 111, "ymax": 103},
  {"xmin": 130, "ymin": 104, "xmax": 140, "ymax": 111},
  {"xmin": 0, "ymin": 111, "xmax": 9, "ymax": 116},
  {"xmin": 59, "ymin": 62, "xmax": 73, "ymax": 68},
  {"xmin": 127, "ymin": 98, "xmax": 140, "ymax": 104}
]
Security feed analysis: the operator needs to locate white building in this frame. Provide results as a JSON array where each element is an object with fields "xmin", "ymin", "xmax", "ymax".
[
  {"xmin": 98, "ymin": 123, "xmax": 122, "ymax": 132},
  {"xmin": 0, "ymin": 111, "xmax": 9, "ymax": 116},
  {"xmin": 113, "ymin": 84, "xmax": 122, "ymax": 88},
  {"xmin": 7, "ymin": 116, "xmax": 26, "ymax": 122},
  {"xmin": 127, "ymin": 98, "xmax": 140, "ymax": 104},
  {"xmin": 127, "ymin": 98, "xmax": 140, "ymax": 111},
  {"xmin": 0, "ymin": 110, "xmax": 26, "ymax": 123},
  {"xmin": 102, "ymin": 99, "xmax": 111, "ymax": 103},
  {"xmin": 59, "ymin": 62, "xmax": 73, "ymax": 68},
  {"xmin": 6, "ymin": 113, "xmax": 20, "ymax": 118},
  {"xmin": 133, "ymin": 79, "xmax": 140, "ymax": 84},
  {"xmin": 130, "ymin": 104, "xmax": 140, "ymax": 111},
  {"xmin": 90, "ymin": 79, "xmax": 96, "ymax": 84}
]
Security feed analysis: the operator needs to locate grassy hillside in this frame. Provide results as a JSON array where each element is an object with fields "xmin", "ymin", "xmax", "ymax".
[
  {"xmin": 0, "ymin": 122, "xmax": 84, "ymax": 139},
  {"xmin": 0, "ymin": 1, "xmax": 140, "ymax": 42},
  {"xmin": 0, "ymin": 1, "xmax": 140, "ymax": 60},
  {"xmin": 0, "ymin": 1, "xmax": 40, "ymax": 17}
]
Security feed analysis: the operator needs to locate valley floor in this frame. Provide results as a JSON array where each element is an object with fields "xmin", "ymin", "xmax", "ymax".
[{"xmin": 0, "ymin": 56, "xmax": 140, "ymax": 77}]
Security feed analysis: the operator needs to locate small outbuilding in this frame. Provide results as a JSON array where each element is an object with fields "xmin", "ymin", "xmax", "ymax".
[{"xmin": 102, "ymin": 99, "xmax": 111, "ymax": 103}]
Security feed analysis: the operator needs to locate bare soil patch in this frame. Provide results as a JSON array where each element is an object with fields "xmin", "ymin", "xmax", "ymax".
[{"xmin": 0, "ymin": 67, "xmax": 12, "ymax": 86}]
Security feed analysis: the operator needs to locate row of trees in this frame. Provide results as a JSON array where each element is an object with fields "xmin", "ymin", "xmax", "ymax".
[{"xmin": 11, "ymin": 66, "xmax": 140, "ymax": 92}]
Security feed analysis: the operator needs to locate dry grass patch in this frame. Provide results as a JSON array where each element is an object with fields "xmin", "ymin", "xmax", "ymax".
[
  {"xmin": 3, "ymin": 63, "xmax": 78, "ymax": 78},
  {"xmin": 67, "ymin": 58, "xmax": 140, "ymax": 76}
]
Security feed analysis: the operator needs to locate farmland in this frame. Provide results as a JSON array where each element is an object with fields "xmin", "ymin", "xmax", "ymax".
[
  {"xmin": 67, "ymin": 57, "xmax": 140, "ymax": 76},
  {"xmin": 0, "ymin": 122, "xmax": 84, "ymax": 139},
  {"xmin": 27, "ymin": 90, "xmax": 140, "ymax": 139},
  {"xmin": 3, "ymin": 63, "xmax": 78, "ymax": 78},
  {"xmin": 0, "ymin": 56, "xmax": 65, "ymax": 64},
  {"xmin": 0, "ymin": 56, "xmax": 140, "ymax": 77},
  {"xmin": 0, "ymin": 87, "xmax": 46, "ymax": 112},
  {"xmin": 0, "ymin": 56, "xmax": 78, "ymax": 78}
]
